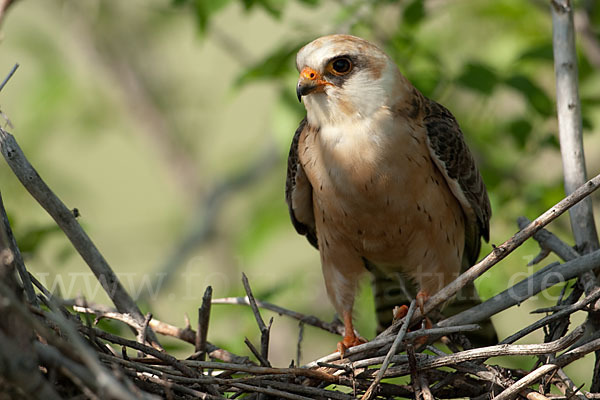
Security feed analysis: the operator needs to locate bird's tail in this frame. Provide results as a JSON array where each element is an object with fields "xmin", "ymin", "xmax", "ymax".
[{"xmin": 369, "ymin": 266, "xmax": 497, "ymax": 348}]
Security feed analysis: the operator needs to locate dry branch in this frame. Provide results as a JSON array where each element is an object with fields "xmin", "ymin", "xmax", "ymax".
[
  {"xmin": 552, "ymin": 0, "xmax": 600, "ymax": 391},
  {"xmin": 437, "ymin": 248, "xmax": 600, "ymax": 329},
  {"xmin": 0, "ymin": 127, "xmax": 160, "ymax": 348},
  {"xmin": 212, "ymin": 295, "xmax": 345, "ymax": 335}
]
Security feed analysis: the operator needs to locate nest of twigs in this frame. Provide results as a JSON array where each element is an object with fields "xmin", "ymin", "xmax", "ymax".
[{"xmin": 2, "ymin": 124, "xmax": 600, "ymax": 400}]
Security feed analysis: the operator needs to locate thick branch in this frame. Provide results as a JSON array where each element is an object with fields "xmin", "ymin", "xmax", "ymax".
[{"xmin": 552, "ymin": 0, "xmax": 599, "ymax": 255}]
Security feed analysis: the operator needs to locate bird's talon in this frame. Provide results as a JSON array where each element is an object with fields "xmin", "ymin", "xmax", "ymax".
[
  {"xmin": 393, "ymin": 305, "xmax": 409, "ymax": 321},
  {"xmin": 416, "ymin": 291, "xmax": 429, "ymax": 315},
  {"xmin": 337, "ymin": 335, "xmax": 366, "ymax": 358}
]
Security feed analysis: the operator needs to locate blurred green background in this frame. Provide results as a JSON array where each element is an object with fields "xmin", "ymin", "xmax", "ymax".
[{"xmin": 1, "ymin": 0, "xmax": 600, "ymax": 389}]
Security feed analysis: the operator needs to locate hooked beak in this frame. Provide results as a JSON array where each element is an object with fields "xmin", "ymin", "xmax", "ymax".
[{"xmin": 296, "ymin": 67, "xmax": 332, "ymax": 102}]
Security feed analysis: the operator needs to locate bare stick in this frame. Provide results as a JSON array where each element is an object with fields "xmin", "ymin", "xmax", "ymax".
[
  {"xmin": 212, "ymin": 296, "xmax": 344, "ymax": 335},
  {"xmin": 494, "ymin": 336, "xmax": 600, "ymax": 400},
  {"xmin": 230, "ymin": 382, "xmax": 313, "ymax": 400},
  {"xmin": 382, "ymin": 172, "xmax": 600, "ymax": 336},
  {"xmin": 517, "ymin": 216, "xmax": 579, "ymax": 262},
  {"xmin": 552, "ymin": 0, "xmax": 600, "ymax": 389},
  {"xmin": 362, "ymin": 300, "xmax": 416, "ymax": 400},
  {"xmin": 0, "ymin": 128, "xmax": 160, "ymax": 347},
  {"xmin": 0, "ymin": 331, "xmax": 62, "ymax": 400},
  {"xmin": 407, "ymin": 344, "xmax": 434, "ymax": 400},
  {"xmin": 241, "ymin": 273, "xmax": 271, "ymax": 364},
  {"xmin": 363, "ymin": 326, "xmax": 584, "ymax": 379},
  {"xmin": 71, "ymin": 300, "xmax": 252, "ymax": 364},
  {"xmin": 437, "ymin": 248, "xmax": 600, "ymax": 329},
  {"xmin": 196, "ymin": 286, "xmax": 212, "ymax": 361},
  {"xmin": 305, "ymin": 324, "xmax": 480, "ymax": 368},
  {"xmin": 78, "ymin": 323, "xmax": 199, "ymax": 378},
  {"xmin": 500, "ymin": 287, "xmax": 600, "ymax": 344},
  {"xmin": 0, "ymin": 63, "xmax": 18, "ymax": 93},
  {"xmin": 244, "ymin": 337, "xmax": 270, "ymax": 367}
]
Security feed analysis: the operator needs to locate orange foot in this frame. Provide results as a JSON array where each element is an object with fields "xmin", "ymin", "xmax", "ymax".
[
  {"xmin": 393, "ymin": 304, "xmax": 409, "ymax": 320},
  {"xmin": 337, "ymin": 333, "xmax": 366, "ymax": 358}
]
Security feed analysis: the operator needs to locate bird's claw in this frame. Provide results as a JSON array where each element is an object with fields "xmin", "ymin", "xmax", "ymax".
[
  {"xmin": 393, "ymin": 304, "xmax": 409, "ymax": 321},
  {"xmin": 416, "ymin": 290, "xmax": 429, "ymax": 315},
  {"xmin": 337, "ymin": 334, "xmax": 366, "ymax": 358}
]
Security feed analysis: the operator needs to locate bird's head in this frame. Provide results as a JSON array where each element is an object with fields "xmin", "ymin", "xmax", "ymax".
[{"xmin": 296, "ymin": 34, "xmax": 410, "ymax": 125}]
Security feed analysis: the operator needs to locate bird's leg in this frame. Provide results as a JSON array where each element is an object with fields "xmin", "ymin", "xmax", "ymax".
[
  {"xmin": 415, "ymin": 290, "xmax": 432, "ymax": 345},
  {"xmin": 337, "ymin": 310, "xmax": 366, "ymax": 357}
]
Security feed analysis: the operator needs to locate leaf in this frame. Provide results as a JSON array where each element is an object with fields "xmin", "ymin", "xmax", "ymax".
[
  {"xmin": 456, "ymin": 62, "xmax": 499, "ymax": 95},
  {"xmin": 518, "ymin": 42, "xmax": 553, "ymax": 62},
  {"xmin": 17, "ymin": 224, "xmax": 62, "ymax": 255},
  {"xmin": 236, "ymin": 41, "xmax": 304, "ymax": 87},
  {"xmin": 504, "ymin": 74, "xmax": 553, "ymax": 117},
  {"xmin": 240, "ymin": 0, "xmax": 286, "ymax": 19},
  {"xmin": 507, "ymin": 118, "xmax": 532, "ymax": 149},
  {"xmin": 403, "ymin": 0, "xmax": 425, "ymax": 26},
  {"xmin": 172, "ymin": 0, "xmax": 232, "ymax": 34}
]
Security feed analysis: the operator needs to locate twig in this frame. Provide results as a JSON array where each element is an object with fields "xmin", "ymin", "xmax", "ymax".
[
  {"xmin": 36, "ymin": 300, "xmax": 147, "ymax": 399},
  {"xmin": 0, "ymin": 63, "xmax": 18, "ymax": 93},
  {"xmin": 437, "ymin": 249, "xmax": 600, "ymax": 329},
  {"xmin": 77, "ymin": 324, "xmax": 199, "ymax": 379},
  {"xmin": 383, "ymin": 172, "xmax": 600, "ymax": 336},
  {"xmin": 305, "ymin": 324, "xmax": 481, "ymax": 367},
  {"xmin": 0, "ymin": 330, "xmax": 62, "ymax": 400},
  {"xmin": 229, "ymin": 382, "xmax": 313, "ymax": 400},
  {"xmin": 359, "ymin": 326, "xmax": 585, "ymax": 379},
  {"xmin": 0, "ymin": 190, "xmax": 37, "ymax": 305},
  {"xmin": 494, "ymin": 336, "xmax": 600, "ymax": 400},
  {"xmin": 0, "ymin": 128, "xmax": 161, "ymax": 347},
  {"xmin": 501, "ymin": 287, "xmax": 600, "ymax": 344},
  {"xmin": 555, "ymin": 368, "xmax": 587, "ymax": 400},
  {"xmin": 71, "ymin": 300, "xmax": 252, "ymax": 364},
  {"xmin": 362, "ymin": 300, "xmax": 416, "ymax": 399},
  {"xmin": 212, "ymin": 296, "xmax": 344, "ymax": 335},
  {"xmin": 196, "ymin": 286, "xmax": 212, "ymax": 361},
  {"xmin": 517, "ymin": 216, "xmax": 579, "ymax": 263},
  {"xmin": 296, "ymin": 321, "xmax": 304, "ymax": 366},
  {"xmin": 241, "ymin": 273, "xmax": 271, "ymax": 365},
  {"xmin": 34, "ymin": 341, "xmax": 99, "ymax": 397},
  {"xmin": 407, "ymin": 344, "xmax": 434, "ymax": 400},
  {"xmin": 244, "ymin": 337, "xmax": 270, "ymax": 367}
]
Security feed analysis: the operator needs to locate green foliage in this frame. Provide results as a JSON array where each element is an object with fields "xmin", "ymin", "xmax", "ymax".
[
  {"xmin": 236, "ymin": 41, "xmax": 305, "ymax": 87},
  {"xmin": 457, "ymin": 62, "xmax": 499, "ymax": 95},
  {"xmin": 172, "ymin": 0, "xmax": 233, "ymax": 33}
]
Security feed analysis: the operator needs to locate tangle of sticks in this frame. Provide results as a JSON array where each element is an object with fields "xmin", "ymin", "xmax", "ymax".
[{"xmin": 1, "ymin": 123, "xmax": 600, "ymax": 399}]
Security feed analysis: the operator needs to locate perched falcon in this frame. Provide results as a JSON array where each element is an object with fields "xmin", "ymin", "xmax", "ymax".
[{"xmin": 286, "ymin": 34, "xmax": 495, "ymax": 353}]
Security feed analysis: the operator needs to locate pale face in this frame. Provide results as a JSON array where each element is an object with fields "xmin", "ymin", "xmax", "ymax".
[{"xmin": 295, "ymin": 34, "xmax": 403, "ymax": 126}]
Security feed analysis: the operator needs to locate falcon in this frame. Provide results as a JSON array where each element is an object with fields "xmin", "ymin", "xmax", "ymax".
[{"xmin": 286, "ymin": 34, "xmax": 494, "ymax": 353}]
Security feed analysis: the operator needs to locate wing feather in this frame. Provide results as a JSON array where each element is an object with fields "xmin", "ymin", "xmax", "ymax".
[
  {"xmin": 423, "ymin": 98, "xmax": 491, "ymax": 265},
  {"xmin": 286, "ymin": 118, "xmax": 318, "ymax": 249}
]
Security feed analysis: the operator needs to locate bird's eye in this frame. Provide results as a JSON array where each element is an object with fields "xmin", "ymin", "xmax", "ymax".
[{"xmin": 329, "ymin": 57, "xmax": 352, "ymax": 75}]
